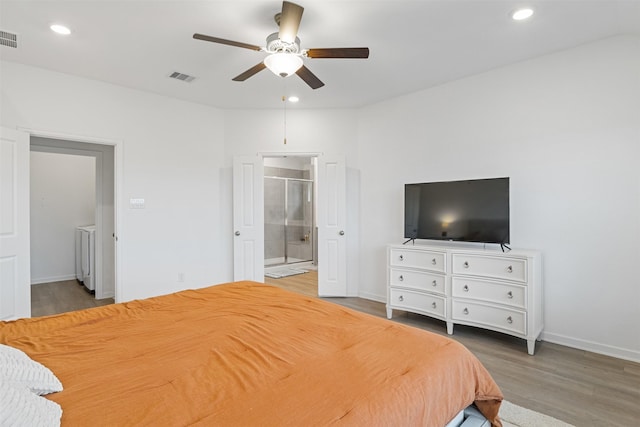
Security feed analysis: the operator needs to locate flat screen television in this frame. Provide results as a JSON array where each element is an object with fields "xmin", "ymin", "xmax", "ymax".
[{"xmin": 404, "ymin": 177, "xmax": 510, "ymax": 244}]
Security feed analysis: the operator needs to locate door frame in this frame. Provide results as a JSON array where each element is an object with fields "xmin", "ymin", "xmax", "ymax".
[{"xmin": 19, "ymin": 127, "xmax": 123, "ymax": 303}]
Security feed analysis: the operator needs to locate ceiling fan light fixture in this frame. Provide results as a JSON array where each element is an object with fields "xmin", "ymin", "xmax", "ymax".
[{"xmin": 264, "ymin": 53, "xmax": 303, "ymax": 77}]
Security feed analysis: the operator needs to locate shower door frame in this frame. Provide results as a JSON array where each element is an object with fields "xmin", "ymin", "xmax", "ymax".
[{"xmin": 264, "ymin": 175, "xmax": 314, "ymax": 267}]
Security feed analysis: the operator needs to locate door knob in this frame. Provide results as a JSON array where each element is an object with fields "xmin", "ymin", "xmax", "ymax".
[
  {"xmin": 339, "ymin": 230, "xmax": 345, "ymax": 236},
  {"xmin": 234, "ymin": 231, "xmax": 241, "ymax": 236}
]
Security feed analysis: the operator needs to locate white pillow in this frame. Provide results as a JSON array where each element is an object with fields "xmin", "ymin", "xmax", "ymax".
[
  {"xmin": 0, "ymin": 344, "xmax": 63, "ymax": 395},
  {"xmin": 0, "ymin": 382, "xmax": 62, "ymax": 427}
]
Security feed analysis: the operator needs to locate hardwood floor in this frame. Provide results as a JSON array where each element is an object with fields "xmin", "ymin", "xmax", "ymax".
[
  {"xmin": 31, "ymin": 279, "xmax": 114, "ymax": 317},
  {"xmin": 266, "ymin": 270, "xmax": 639, "ymax": 427},
  {"xmin": 32, "ymin": 274, "xmax": 638, "ymax": 425}
]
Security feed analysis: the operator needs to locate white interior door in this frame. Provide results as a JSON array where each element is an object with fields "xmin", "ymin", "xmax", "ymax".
[
  {"xmin": 317, "ymin": 155, "xmax": 347, "ymax": 296},
  {"xmin": 0, "ymin": 127, "xmax": 30, "ymax": 320},
  {"xmin": 233, "ymin": 156, "xmax": 264, "ymax": 281}
]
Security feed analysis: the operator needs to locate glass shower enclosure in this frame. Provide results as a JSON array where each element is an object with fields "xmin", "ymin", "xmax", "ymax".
[{"xmin": 264, "ymin": 176, "xmax": 314, "ymax": 267}]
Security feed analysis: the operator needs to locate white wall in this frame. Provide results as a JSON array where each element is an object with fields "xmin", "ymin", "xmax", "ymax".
[
  {"xmin": 223, "ymin": 109, "xmax": 360, "ymax": 162},
  {"xmin": 357, "ymin": 36, "xmax": 640, "ymax": 361},
  {"xmin": 1, "ymin": 61, "xmax": 228, "ymax": 302},
  {"xmin": 30, "ymin": 151, "xmax": 95, "ymax": 284}
]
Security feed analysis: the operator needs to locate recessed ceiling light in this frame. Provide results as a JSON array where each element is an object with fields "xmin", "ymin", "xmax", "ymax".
[
  {"xmin": 50, "ymin": 24, "xmax": 71, "ymax": 35},
  {"xmin": 512, "ymin": 8, "xmax": 534, "ymax": 21},
  {"xmin": 288, "ymin": 96, "xmax": 299, "ymax": 103}
]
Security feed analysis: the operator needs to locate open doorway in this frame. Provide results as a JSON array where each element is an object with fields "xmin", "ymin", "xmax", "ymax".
[
  {"xmin": 233, "ymin": 154, "xmax": 346, "ymax": 297},
  {"xmin": 29, "ymin": 136, "xmax": 116, "ymax": 316},
  {"xmin": 263, "ymin": 156, "xmax": 318, "ymax": 296}
]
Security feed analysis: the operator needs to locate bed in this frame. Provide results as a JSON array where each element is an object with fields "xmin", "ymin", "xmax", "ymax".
[{"xmin": 1, "ymin": 281, "xmax": 503, "ymax": 426}]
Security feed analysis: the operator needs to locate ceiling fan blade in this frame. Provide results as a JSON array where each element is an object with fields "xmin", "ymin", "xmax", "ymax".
[
  {"xmin": 278, "ymin": 1, "xmax": 304, "ymax": 44},
  {"xmin": 193, "ymin": 33, "xmax": 262, "ymax": 51},
  {"xmin": 295, "ymin": 65, "xmax": 324, "ymax": 90},
  {"xmin": 306, "ymin": 48, "xmax": 370, "ymax": 59},
  {"xmin": 232, "ymin": 62, "xmax": 267, "ymax": 81}
]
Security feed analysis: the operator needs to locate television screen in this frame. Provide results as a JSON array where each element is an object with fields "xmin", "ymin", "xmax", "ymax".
[{"xmin": 404, "ymin": 178, "xmax": 510, "ymax": 244}]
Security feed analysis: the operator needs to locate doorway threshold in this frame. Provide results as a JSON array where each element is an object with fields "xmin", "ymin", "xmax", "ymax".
[{"xmin": 264, "ymin": 268, "xmax": 309, "ymax": 279}]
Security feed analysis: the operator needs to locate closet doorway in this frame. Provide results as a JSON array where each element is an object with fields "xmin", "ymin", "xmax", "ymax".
[
  {"xmin": 263, "ymin": 157, "xmax": 318, "ymax": 294},
  {"xmin": 30, "ymin": 136, "xmax": 116, "ymax": 316}
]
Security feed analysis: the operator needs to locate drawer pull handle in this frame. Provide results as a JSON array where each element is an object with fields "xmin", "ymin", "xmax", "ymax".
[
  {"xmin": 432, "ymin": 280, "xmax": 437, "ymax": 287},
  {"xmin": 507, "ymin": 291, "xmax": 513, "ymax": 299},
  {"xmin": 431, "ymin": 258, "xmax": 437, "ymax": 265},
  {"xmin": 463, "ymin": 261, "xmax": 469, "ymax": 269},
  {"xmin": 463, "ymin": 285, "xmax": 469, "ymax": 292},
  {"xmin": 399, "ymin": 255, "xmax": 404, "ymax": 261},
  {"xmin": 463, "ymin": 308, "xmax": 469, "ymax": 315},
  {"xmin": 399, "ymin": 275, "xmax": 404, "ymax": 282},
  {"xmin": 398, "ymin": 295, "xmax": 404, "ymax": 302},
  {"xmin": 431, "ymin": 302, "xmax": 437, "ymax": 309},
  {"xmin": 507, "ymin": 316, "xmax": 513, "ymax": 324},
  {"xmin": 507, "ymin": 265, "xmax": 513, "ymax": 273}
]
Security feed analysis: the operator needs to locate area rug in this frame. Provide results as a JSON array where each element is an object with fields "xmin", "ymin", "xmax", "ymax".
[
  {"xmin": 264, "ymin": 268, "xmax": 308, "ymax": 279},
  {"xmin": 500, "ymin": 400, "xmax": 574, "ymax": 427}
]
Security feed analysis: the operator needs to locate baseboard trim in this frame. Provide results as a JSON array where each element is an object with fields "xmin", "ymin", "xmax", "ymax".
[
  {"xmin": 31, "ymin": 275, "xmax": 77, "ymax": 285},
  {"xmin": 540, "ymin": 331, "xmax": 640, "ymax": 364},
  {"xmin": 97, "ymin": 292, "xmax": 115, "ymax": 300},
  {"xmin": 357, "ymin": 292, "xmax": 640, "ymax": 363},
  {"xmin": 358, "ymin": 290, "xmax": 385, "ymax": 304}
]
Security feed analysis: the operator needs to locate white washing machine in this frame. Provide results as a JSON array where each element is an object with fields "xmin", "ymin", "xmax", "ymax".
[{"xmin": 75, "ymin": 225, "xmax": 96, "ymax": 292}]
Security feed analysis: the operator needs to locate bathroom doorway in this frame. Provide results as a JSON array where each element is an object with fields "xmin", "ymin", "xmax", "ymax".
[
  {"xmin": 233, "ymin": 153, "xmax": 346, "ymax": 296},
  {"xmin": 264, "ymin": 157, "xmax": 316, "ymax": 269}
]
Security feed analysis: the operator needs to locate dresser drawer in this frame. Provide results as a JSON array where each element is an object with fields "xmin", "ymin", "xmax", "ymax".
[
  {"xmin": 451, "ymin": 277, "xmax": 525, "ymax": 309},
  {"xmin": 389, "ymin": 268, "xmax": 445, "ymax": 295},
  {"xmin": 389, "ymin": 248, "xmax": 446, "ymax": 273},
  {"xmin": 452, "ymin": 300, "xmax": 526, "ymax": 335},
  {"xmin": 452, "ymin": 254, "xmax": 526, "ymax": 283},
  {"xmin": 389, "ymin": 288, "xmax": 445, "ymax": 318}
]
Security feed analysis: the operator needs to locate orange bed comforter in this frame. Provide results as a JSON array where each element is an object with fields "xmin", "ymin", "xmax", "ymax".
[{"xmin": 1, "ymin": 281, "xmax": 502, "ymax": 426}]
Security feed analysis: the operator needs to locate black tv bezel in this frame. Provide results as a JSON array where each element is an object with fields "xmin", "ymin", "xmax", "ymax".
[{"xmin": 403, "ymin": 177, "xmax": 510, "ymax": 245}]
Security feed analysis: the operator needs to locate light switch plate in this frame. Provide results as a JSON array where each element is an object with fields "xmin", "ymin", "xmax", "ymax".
[{"xmin": 129, "ymin": 198, "xmax": 145, "ymax": 209}]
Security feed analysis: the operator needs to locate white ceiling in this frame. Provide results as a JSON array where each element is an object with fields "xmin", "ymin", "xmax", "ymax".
[{"xmin": 1, "ymin": 1, "xmax": 638, "ymax": 109}]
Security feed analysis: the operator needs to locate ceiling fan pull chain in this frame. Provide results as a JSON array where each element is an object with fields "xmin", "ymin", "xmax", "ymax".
[{"xmin": 282, "ymin": 94, "xmax": 287, "ymax": 145}]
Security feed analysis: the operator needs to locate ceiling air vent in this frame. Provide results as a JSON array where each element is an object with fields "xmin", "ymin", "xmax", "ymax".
[
  {"xmin": 168, "ymin": 71, "xmax": 196, "ymax": 83},
  {"xmin": 0, "ymin": 30, "xmax": 18, "ymax": 48}
]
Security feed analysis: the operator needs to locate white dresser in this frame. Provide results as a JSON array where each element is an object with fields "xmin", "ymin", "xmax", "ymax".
[{"xmin": 387, "ymin": 243, "xmax": 543, "ymax": 355}]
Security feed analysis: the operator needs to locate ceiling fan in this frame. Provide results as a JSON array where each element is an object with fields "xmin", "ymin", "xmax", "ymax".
[{"xmin": 193, "ymin": 1, "xmax": 369, "ymax": 89}]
